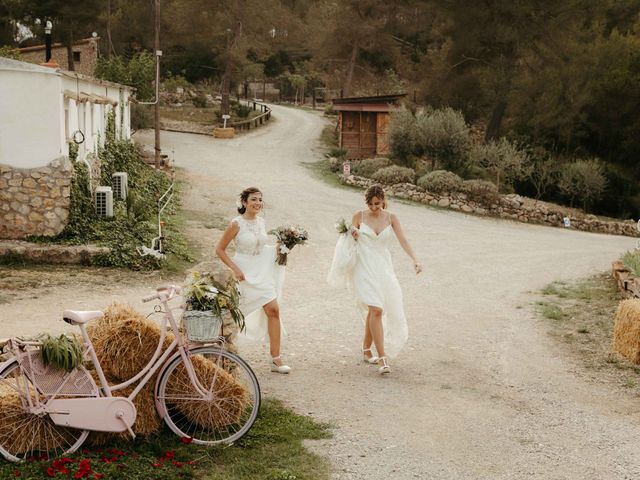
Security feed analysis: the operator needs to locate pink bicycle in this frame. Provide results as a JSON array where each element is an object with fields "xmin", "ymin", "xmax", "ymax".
[{"xmin": 0, "ymin": 285, "xmax": 260, "ymax": 462}]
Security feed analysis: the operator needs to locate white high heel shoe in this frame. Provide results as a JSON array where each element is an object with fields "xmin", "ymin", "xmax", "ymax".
[
  {"xmin": 378, "ymin": 356, "xmax": 391, "ymax": 374},
  {"xmin": 362, "ymin": 347, "xmax": 379, "ymax": 364},
  {"xmin": 270, "ymin": 356, "xmax": 291, "ymax": 374}
]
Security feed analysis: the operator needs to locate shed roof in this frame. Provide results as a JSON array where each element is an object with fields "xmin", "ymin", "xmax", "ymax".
[{"xmin": 332, "ymin": 93, "xmax": 406, "ymax": 112}]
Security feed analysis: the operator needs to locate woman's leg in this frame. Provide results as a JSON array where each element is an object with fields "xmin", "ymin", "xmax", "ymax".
[
  {"xmin": 362, "ymin": 310, "xmax": 375, "ymax": 360},
  {"xmin": 367, "ymin": 306, "xmax": 385, "ymax": 359},
  {"xmin": 263, "ymin": 299, "xmax": 284, "ymax": 365}
]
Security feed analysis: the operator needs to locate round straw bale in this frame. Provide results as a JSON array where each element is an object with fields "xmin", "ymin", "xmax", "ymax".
[
  {"xmin": 0, "ymin": 388, "xmax": 82, "ymax": 455},
  {"xmin": 167, "ymin": 354, "xmax": 250, "ymax": 429},
  {"xmin": 86, "ymin": 303, "xmax": 174, "ymax": 381},
  {"xmin": 614, "ymin": 299, "xmax": 640, "ymax": 364}
]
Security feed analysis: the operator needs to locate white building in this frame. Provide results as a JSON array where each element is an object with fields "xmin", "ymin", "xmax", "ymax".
[{"xmin": 0, "ymin": 57, "xmax": 134, "ymax": 239}]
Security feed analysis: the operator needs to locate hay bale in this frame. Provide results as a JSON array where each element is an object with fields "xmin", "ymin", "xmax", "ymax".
[
  {"xmin": 87, "ymin": 303, "xmax": 174, "ymax": 381},
  {"xmin": 614, "ymin": 299, "xmax": 640, "ymax": 363},
  {"xmin": 169, "ymin": 355, "xmax": 250, "ymax": 429},
  {"xmin": 0, "ymin": 386, "xmax": 82, "ymax": 456}
]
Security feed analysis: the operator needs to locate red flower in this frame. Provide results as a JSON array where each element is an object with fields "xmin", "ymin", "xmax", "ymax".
[
  {"xmin": 180, "ymin": 437, "xmax": 193, "ymax": 444},
  {"xmin": 151, "ymin": 463, "xmax": 162, "ymax": 468},
  {"xmin": 163, "ymin": 451, "xmax": 175, "ymax": 459},
  {"xmin": 46, "ymin": 467, "xmax": 56, "ymax": 477},
  {"xmin": 14, "ymin": 471, "xmax": 21, "ymax": 477},
  {"xmin": 172, "ymin": 461, "xmax": 183, "ymax": 468},
  {"xmin": 94, "ymin": 475, "xmax": 104, "ymax": 479}
]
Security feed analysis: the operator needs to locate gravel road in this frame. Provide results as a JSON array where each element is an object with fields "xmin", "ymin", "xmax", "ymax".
[{"xmin": 2, "ymin": 104, "xmax": 640, "ymax": 479}]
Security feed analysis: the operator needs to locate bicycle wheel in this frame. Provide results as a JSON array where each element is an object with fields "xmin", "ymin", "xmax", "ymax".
[
  {"xmin": 0, "ymin": 359, "xmax": 89, "ymax": 462},
  {"xmin": 156, "ymin": 346, "xmax": 260, "ymax": 444}
]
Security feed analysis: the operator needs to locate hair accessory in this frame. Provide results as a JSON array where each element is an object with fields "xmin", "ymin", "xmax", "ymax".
[{"xmin": 235, "ymin": 199, "xmax": 243, "ymax": 209}]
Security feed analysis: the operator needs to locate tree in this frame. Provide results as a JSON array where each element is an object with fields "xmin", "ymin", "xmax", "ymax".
[
  {"xmin": 470, "ymin": 138, "xmax": 530, "ymax": 192},
  {"xmin": 558, "ymin": 158, "xmax": 607, "ymax": 211}
]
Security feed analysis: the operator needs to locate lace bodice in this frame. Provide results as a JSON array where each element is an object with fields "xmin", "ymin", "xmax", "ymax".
[{"xmin": 232, "ymin": 216, "xmax": 269, "ymax": 255}]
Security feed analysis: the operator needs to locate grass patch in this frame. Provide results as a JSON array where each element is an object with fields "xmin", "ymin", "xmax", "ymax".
[
  {"xmin": 0, "ymin": 399, "xmax": 331, "ymax": 480},
  {"xmin": 535, "ymin": 273, "xmax": 640, "ymax": 392},
  {"xmin": 621, "ymin": 250, "xmax": 640, "ymax": 276}
]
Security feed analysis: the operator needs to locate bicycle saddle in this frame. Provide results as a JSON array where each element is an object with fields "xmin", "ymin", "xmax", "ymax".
[{"xmin": 62, "ymin": 310, "xmax": 104, "ymax": 325}]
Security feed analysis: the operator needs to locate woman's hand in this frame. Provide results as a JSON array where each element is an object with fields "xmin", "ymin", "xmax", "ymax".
[
  {"xmin": 414, "ymin": 262, "xmax": 423, "ymax": 275},
  {"xmin": 350, "ymin": 227, "xmax": 360, "ymax": 241},
  {"xmin": 232, "ymin": 268, "xmax": 245, "ymax": 282}
]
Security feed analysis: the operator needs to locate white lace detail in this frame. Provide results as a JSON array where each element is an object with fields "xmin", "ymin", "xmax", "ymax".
[{"xmin": 233, "ymin": 216, "xmax": 268, "ymax": 255}]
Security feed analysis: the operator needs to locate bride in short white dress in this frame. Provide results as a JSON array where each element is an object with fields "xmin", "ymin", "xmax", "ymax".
[
  {"xmin": 230, "ymin": 215, "xmax": 284, "ymax": 341},
  {"xmin": 216, "ymin": 187, "xmax": 291, "ymax": 373},
  {"xmin": 328, "ymin": 185, "xmax": 422, "ymax": 374}
]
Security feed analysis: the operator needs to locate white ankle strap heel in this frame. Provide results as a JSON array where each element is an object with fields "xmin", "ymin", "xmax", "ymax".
[
  {"xmin": 378, "ymin": 356, "xmax": 391, "ymax": 374},
  {"xmin": 270, "ymin": 356, "xmax": 291, "ymax": 374},
  {"xmin": 362, "ymin": 347, "xmax": 379, "ymax": 364}
]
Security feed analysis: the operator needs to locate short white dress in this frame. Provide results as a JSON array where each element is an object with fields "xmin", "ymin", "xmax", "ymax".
[
  {"xmin": 231, "ymin": 215, "xmax": 285, "ymax": 343},
  {"xmin": 327, "ymin": 211, "xmax": 408, "ymax": 357}
]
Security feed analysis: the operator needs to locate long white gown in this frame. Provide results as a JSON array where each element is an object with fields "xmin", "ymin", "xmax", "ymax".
[
  {"xmin": 231, "ymin": 215, "xmax": 285, "ymax": 343},
  {"xmin": 327, "ymin": 213, "xmax": 408, "ymax": 358}
]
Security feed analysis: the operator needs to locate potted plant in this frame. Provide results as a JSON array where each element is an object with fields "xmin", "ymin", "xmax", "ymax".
[{"xmin": 182, "ymin": 272, "xmax": 245, "ymax": 342}]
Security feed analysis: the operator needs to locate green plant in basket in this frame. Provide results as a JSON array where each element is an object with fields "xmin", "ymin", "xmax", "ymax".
[
  {"xmin": 183, "ymin": 271, "xmax": 245, "ymax": 331},
  {"xmin": 38, "ymin": 334, "xmax": 84, "ymax": 372}
]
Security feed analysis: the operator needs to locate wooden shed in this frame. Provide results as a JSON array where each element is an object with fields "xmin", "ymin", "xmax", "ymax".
[{"xmin": 332, "ymin": 94, "xmax": 406, "ymax": 159}]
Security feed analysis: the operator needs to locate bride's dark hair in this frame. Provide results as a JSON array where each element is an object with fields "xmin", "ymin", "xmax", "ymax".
[
  {"xmin": 365, "ymin": 184, "xmax": 387, "ymax": 209},
  {"xmin": 238, "ymin": 187, "xmax": 262, "ymax": 214}
]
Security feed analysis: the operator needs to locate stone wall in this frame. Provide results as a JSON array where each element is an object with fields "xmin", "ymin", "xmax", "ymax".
[
  {"xmin": 0, "ymin": 157, "xmax": 73, "ymax": 239},
  {"xmin": 342, "ymin": 174, "xmax": 638, "ymax": 237},
  {"xmin": 19, "ymin": 38, "xmax": 99, "ymax": 76}
]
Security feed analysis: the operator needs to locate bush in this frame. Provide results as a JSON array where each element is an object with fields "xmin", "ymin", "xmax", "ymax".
[
  {"xmin": 324, "ymin": 103, "xmax": 336, "ymax": 116},
  {"xmin": 162, "ymin": 74, "xmax": 192, "ymax": 93},
  {"xmin": 352, "ymin": 158, "xmax": 392, "ymax": 178},
  {"xmin": 388, "ymin": 107, "xmax": 417, "ymax": 165},
  {"xmin": 233, "ymin": 102, "xmax": 252, "ymax": 118},
  {"xmin": 622, "ymin": 250, "xmax": 640, "ymax": 277},
  {"xmin": 417, "ymin": 170, "xmax": 462, "ymax": 193},
  {"xmin": 460, "ymin": 179, "xmax": 499, "ymax": 204},
  {"xmin": 414, "ymin": 107, "xmax": 472, "ymax": 174},
  {"xmin": 470, "ymin": 137, "xmax": 530, "ymax": 191},
  {"xmin": 192, "ymin": 93, "xmax": 207, "ymax": 108},
  {"xmin": 130, "ymin": 104, "xmax": 153, "ymax": 130},
  {"xmin": 558, "ymin": 158, "xmax": 607, "ymax": 211},
  {"xmin": 372, "ymin": 165, "xmax": 416, "ymax": 185},
  {"xmin": 327, "ymin": 147, "xmax": 347, "ymax": 159}
]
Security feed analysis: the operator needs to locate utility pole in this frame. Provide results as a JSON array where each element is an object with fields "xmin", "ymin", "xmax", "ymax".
[{"xmin": 154, "ymin": 0, "xmax": 161, "ymax": 169}]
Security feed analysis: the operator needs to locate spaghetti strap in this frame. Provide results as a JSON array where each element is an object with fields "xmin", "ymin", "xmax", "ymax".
[
  {"xmin": 361, "ymin": 210, "xmax": 364, "ymax": 224},
  {"xmin": 387, "ymin": 211, "xmax": 392, "ymax": 226}
]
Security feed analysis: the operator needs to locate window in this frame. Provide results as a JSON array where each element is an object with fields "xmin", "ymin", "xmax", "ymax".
[{"xmin": 73, "ymin": 51, "xmax": 81, "ymax": 62}]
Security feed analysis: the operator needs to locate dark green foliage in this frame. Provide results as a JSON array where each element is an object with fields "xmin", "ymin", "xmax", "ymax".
[
  {"xmin": 95, "ymin": 52, "xmax": 155, "ymax": 101},
  {"xmin": 38, "ymin": 334, "xmax": 84, "ymax": 372},
  {"xmin": 352, "ymin": 158, "xmax": 392, "ymax": 178}
]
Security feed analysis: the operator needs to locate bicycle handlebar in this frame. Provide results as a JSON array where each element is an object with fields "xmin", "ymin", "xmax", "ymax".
[{"xmin": 142, "ymin": 285, "xmax": 182, "ymax": 303}]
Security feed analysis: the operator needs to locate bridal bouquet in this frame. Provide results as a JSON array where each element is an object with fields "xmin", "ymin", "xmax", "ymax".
[
  {"xmin": 269, "ymin": 225, "xmax": 309, "ymax": 266},
  {"xmin": 335, "ymin": 218, "xmax": 350, "ymax": 235}
]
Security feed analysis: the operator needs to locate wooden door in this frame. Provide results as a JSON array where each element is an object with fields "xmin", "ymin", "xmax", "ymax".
[{"xmin": 341, "ymin": 111, "xmax": 361, "ymax": 158}]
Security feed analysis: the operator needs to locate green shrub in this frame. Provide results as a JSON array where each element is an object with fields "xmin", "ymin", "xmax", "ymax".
[
  {"xmin": 327, "ymin": 147, "xmax": 347, "ymax": 159},
  {"xmin": 162, "ymin": 74, "xmax": 192, "ymax": 93},
  {"xmin": 470, "ymin": 137, "xmax": 530, "ymax": 191},
  {"xmin": 352, "ymin": 158, "xmax": 392, "ymax": 178},
  {"xmin": 372, "ymin": 165, "xmax": 416, "ymax": 185},
  {"xmin": 558, "ymin": 158, "xmax": 607, "ymax": 211},
  {"xmin": 192, "ymin": 93, "xmax": 207, "ymax": 108},
  {"xmin": 324, "ymin": 103, "xmax": 336, "ymax": 115},
  {"xmin": 415, "ymin": 107, "xmax": 472, "ymax": 174},
  {"xmin": 130, "ymin": 103, "xmax": 153, "ymax": 130},
  {"xmin": 460, "ymin": 179, "xmax": 499, "ymax": 204},
  {"xmin": 417, "ymin": 170, "xmax": 463, "ymax": 193},
  {"xmin": 388, "ymin": 107, "xmax": 417, "ymax": 165},
  {"xmin": 233, "ymin": 103, "xmax": 252, "ymax": 118},
  {"xmin": 622, "ymin": 250, "xmax": 640, "ymax": 276}
]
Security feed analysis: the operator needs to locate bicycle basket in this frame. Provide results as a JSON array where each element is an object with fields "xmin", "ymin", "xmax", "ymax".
[{"xmin": 182, "ymin": 310, "xmax": 223, "ymax": 342}]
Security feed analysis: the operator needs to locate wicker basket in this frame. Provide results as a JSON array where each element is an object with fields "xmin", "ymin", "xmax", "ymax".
[{"xmin": 182, "ymin": 310, "xmax": 223, "ymax": 342}]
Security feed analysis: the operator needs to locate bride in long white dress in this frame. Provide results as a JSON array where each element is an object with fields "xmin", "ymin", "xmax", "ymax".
[
  {"xmin": 215, "ymin": 187, "xmax": 291, "ymax": 374},
  {"xmin": 328, "ymin": 184, "xmax": 422, "ymax": 374}
]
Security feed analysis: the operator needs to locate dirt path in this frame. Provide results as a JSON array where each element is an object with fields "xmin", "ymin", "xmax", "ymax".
[{"xmin": 2, "ymin": 106, "xmax": 640, "ymax": 479}]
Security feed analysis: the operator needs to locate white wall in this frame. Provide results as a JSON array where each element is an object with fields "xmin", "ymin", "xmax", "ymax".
[
  {"xmin": 0, "ymin": 57, "xmax": 134, "ymax": 169},
  {"xmin": 0, "ymin": 68, "xmax": 63, "ymax": 168}
]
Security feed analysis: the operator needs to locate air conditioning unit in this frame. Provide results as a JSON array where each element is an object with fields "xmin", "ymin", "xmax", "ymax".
[
  {"xmin": 95, "ymin": 186, "xmax": 114, "ymax": 217},
  {"xmin": 112, "ymin": 172, "xmax": 128, "ymax": 200}
]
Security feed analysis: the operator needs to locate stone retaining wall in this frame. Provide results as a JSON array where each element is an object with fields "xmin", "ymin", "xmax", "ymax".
[
  {"xmin": 342, "ymin": 174, "xmax": 638, "ymax": 237},
  {"xmin": 0, "ymin": 240, "xmax": 110, "ymax": 264},
  {"xmin": 0, "ymin": 157, "xmax": 73, "ymax": 239}
]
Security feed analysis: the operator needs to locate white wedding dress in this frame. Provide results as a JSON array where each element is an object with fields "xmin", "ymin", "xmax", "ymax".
[
  {"xmin": 327, "ymin": 212, "xmax": 408, "ymax": 358},
  {"xmin": 231, "ymin": 215, "xmax": 285, "ymax": 343}
]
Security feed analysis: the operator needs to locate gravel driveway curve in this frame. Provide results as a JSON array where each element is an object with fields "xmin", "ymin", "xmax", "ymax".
[{"xmin": 3, "ymin": 104, "xmax": 640, "ymax": 479}]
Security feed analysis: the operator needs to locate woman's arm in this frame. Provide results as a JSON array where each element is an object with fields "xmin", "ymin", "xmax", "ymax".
[
  {"xmin": 215, "ymin": 221, "xmax": 245, "ymax": 281},
  {"xmin": 390, "ymin": 213, "xmax": 422, "ymax": 274},
  {"xmin": 350, "ymin": 211, "xmax": 361, "ymax": 240}
]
